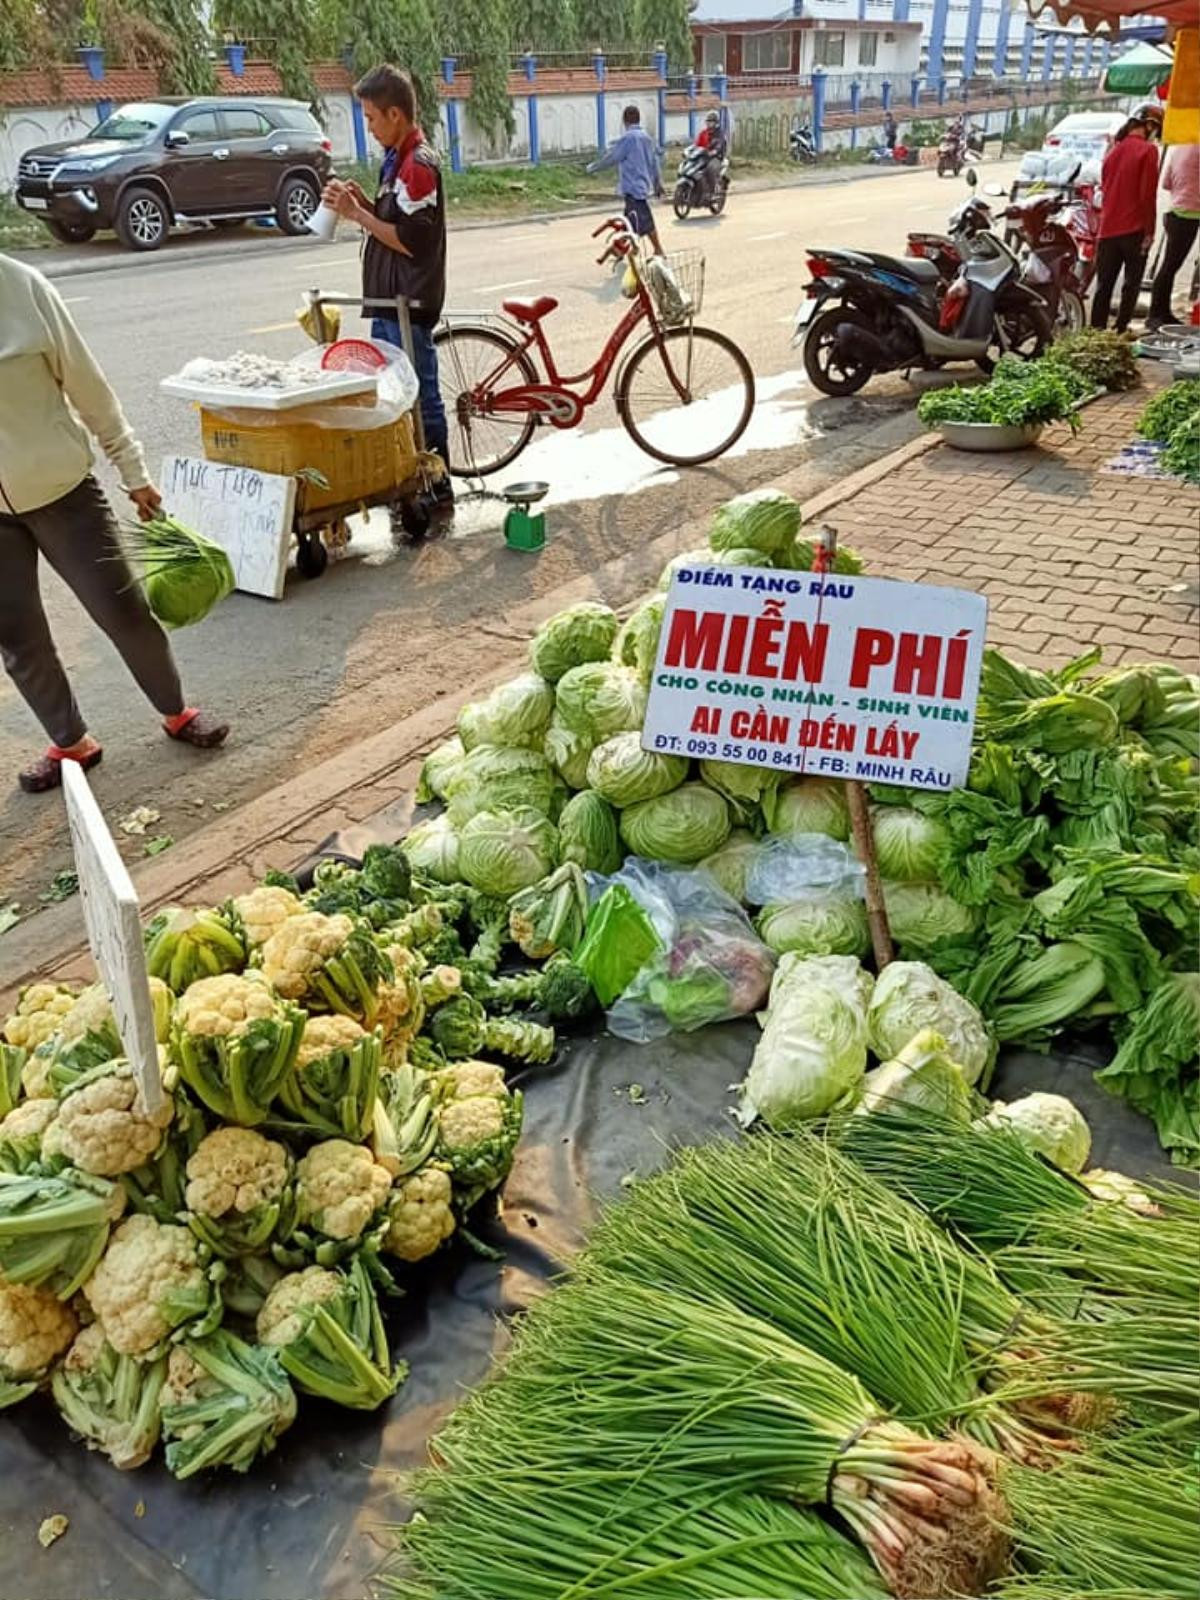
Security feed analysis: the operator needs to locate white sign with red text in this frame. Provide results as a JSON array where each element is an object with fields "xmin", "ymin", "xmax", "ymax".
[{"xmin": 642, "ymin": 565, "xmax": 988, "ymax": 793}]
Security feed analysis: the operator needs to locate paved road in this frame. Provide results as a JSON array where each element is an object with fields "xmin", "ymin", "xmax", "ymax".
[{"xmin": 0, "ymin": 157, "xmax": 1021, "ymax": 936}]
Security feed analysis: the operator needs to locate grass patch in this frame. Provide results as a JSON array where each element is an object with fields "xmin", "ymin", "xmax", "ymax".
[
  {"xmin": 338, "ymin": 157, "xmax": 615, "ymax": 218},
  {"xmin": 0, "ymin": 194, "xmax": 52, "ymax": 250}
]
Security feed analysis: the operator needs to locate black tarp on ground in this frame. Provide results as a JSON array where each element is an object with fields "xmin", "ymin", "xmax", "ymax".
[{"xmin": 0, "ymin": 842, "xmax": 1179, "ymax": 1600}]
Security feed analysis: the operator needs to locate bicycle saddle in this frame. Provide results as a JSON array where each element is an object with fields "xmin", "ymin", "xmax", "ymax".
[{"xmin": 503, "ymin": 295, "xmax": 559, "ymax": 323}]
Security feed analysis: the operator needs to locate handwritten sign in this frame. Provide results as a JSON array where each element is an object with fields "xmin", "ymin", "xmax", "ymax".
[
  {"xmin": 643, "ymin": 566, "xmax": 988, "ymax": 793},
  {"xmin": 161, "ymin": 455, "xmax": 296, "ymax": 601},
  {"xmin": 62, "ymin": 763, "xmax": 163, "ymax": 1111}
]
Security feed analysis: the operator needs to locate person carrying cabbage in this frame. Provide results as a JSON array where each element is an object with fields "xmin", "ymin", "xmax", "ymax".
[{"xmin": 0, "ymin": 254, "xmax": 228, "ymax": 793}]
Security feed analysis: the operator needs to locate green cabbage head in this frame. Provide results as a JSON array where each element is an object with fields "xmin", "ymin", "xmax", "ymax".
[
  {"xmin": 142, "ymin": 519, "xmax": 235, "ymax": 629},
  {"xmin": 401, "ymin": 815, "xmax": 461, "ymax": 885},
  {"xmin": 882, "ymin": 882, "xmax": 979, "ymax": 955},
  {"xmin": 984, "ymin": 1091, "xmax": 1091, "ymax": 1173},
  {"xmin": 756, "ymin": 896, "xmax": 870, "ymax": 959},
  {"xmin": 458, "ymin": 808, "xmax": 558, "ymax": 897},
  {"xmin": 443, "ymin": 745, "xmax": 564, "ymax": 826},
  {"xmin": 858, "ymin": 1028, "xmax": 972, "ymax": 1124},
  {"xmin": 587, "ymin": 733, "xmax": 687, "ymax": 808},
  {"xmin": 416, "ymin": 737, "xmax": 467, "ymax": 804},
  {"xmin": 657, "ymin": 546, "xmax": 766, "ymax": 590},
  {"xmin": 738, "ymin": 953, "xmax": 873, "ymax": 1127},
  {"xmin": 620, "ymin": 783, "xmax": 730, "ymax": 864},
  {"xmin": 612, "ymin": 595, "xmax": 665, "ymax": 686},
  {"xmin": 458, "ymin": 674, "xmax": 555, "ymax": 752},
  {"xmin": 555, "ymin": 663, "xmax": 647, "ymax": 744},
  {"xmin": 867, "ymin": 960, "xmax": 994, "ymax": 1087},
  {"xmin": 529, "ymin": 602, "xmax": 618, "ymax": 683},
  {"xmin": 557, "ymin": 791, "xmax": 622, "ymax": 875},
  {"xmin": 544, "ymin": 713, "xmax": 593, "ymax": 791},
  {"xmin": 699, "ymin": 758, "xmax": 777, "ymax": 824},
  {"xmin": 871, "ymin": 807, "xmax": 950, "ymax": 883},
  {"xmin": 699, "ymin": 829, "xmax": 761, "ymax": 904},
  {"xmin": 709, "ymin": 488, "xmax": 801, "ymax": 557},
  {"xmin": 764, "ymin": 778, "xmax": 850, "ymax": 841}
]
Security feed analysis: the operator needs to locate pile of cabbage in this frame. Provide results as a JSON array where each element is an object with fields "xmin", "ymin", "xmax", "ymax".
[
  {"xmin": 738, "ymin": 952, "xmax": 1097, "ymax": 1178},
  {"xmin": 413, "ymin": 486, "xmax": 864, "ymax": 895}
]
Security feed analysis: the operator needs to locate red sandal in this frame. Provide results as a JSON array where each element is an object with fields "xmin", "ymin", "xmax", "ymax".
[
  {"xmin": 163, "ymin": 709, "xmax": 230, "ymax": 749},
  {"xmin": 18, "ymin": 741, "xmax": 103, "ymax": 795}
]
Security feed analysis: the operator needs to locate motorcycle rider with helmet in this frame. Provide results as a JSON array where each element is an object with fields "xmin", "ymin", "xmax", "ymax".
[{"xmin": 695, "ymin": 111, "xmax": 727, "ymax": 204}]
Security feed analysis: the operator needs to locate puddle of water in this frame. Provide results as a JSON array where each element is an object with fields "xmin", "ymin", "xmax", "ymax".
[{"xmin": 329, "ymin": 368, "xmax": 818, "ymax": 567}]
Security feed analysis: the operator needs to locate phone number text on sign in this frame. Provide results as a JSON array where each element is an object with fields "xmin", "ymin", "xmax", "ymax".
[{"xmin": 642, "ymin": 566, "xmax": 988, "ymax": 793}]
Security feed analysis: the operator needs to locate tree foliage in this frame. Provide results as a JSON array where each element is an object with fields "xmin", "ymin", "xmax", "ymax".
[
  {"xmin": 440, "ymin": 0, "xmax": 514, "ymax": 142},
  {"xmin": 508, "ymin": 0, "xmax": 578, "ymax": 54},
  {"xmin": 316, "ymin": 0, "xmax": 441, "ymax": 129},
  {"xmin": 634, "ymin": 0, "xmax": 692, "ymax": 72},
  {"xmin": 213, "ymin": 0, "xmax": 318, "ymax": 101}
]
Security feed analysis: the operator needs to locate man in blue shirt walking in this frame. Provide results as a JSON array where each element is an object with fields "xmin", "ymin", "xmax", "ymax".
[{"xmin": 588, "ymin": 105, "xmax": 665, "ymax": 256}]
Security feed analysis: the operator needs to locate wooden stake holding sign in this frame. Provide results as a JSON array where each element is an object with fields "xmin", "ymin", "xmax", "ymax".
[
  {"xmin": 811, "ymin": 524, "xmax": 894, "ymax": 971},
  {"xmin": 61, "ymin": 762, "xmax": 164, "ymax": 1113}
]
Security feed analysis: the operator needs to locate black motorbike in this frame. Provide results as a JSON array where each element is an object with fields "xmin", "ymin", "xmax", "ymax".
[
  {"xmin": 794, "ymin": 231, "xmax": 1051, "ymax": 396},
  {"xmin": 937, "ymin": 123, "xmax": 985, "ymax": 178},
  {"xmin": 673, "ymin": 143, "xmax": 730, "ymax": 218},
  {"xmin": 790, "ymin": 121, "xmax": 817, "ymax": 164}
]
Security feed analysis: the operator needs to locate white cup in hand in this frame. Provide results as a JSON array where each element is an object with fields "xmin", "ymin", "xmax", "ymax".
[{"xmin": 307, "ymin": 200, "xmax": 339, "ymax": 240}]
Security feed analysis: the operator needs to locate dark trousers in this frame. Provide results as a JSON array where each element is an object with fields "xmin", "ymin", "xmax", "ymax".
[
  {"xmin": 0, "ymin": 475, "xmax": 182, "ymax": 748},
  {"xmin": 371, "ymin": 317, "xmax": 450, "ymax": 470},
  {"xmin": 1090, "ymin": 230, "xmax": 1145, "ymax": 332},
  {"xmin": 1148, "ymin": 210, "xmax": 1200, "ymax": 325}
]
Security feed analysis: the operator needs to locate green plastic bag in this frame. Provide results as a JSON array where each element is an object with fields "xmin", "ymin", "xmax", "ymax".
[{"xmin": 574, "ymin": 885, "xmax": 662, "ymax": 1008}]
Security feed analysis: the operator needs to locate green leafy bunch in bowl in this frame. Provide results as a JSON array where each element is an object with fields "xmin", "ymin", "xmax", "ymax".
[{"xmin": 917, "ymin": 356, "xmax": 1090, "ymax": 432}]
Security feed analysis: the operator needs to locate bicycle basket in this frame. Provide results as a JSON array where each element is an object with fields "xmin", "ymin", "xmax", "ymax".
[{"xmin": 646, "ymin": 250, "xmax": 704, "ymax": 326}]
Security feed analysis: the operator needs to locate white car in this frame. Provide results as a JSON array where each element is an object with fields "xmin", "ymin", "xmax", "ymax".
[{"xmin": 1018, "ymin": 111, "xmax": 1127, "ymax": 186}]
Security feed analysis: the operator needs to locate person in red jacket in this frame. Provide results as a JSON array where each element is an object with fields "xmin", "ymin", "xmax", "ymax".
[{"xmin": 1089, "ymin": 102, "xmax": 1163, "ymax": 332}]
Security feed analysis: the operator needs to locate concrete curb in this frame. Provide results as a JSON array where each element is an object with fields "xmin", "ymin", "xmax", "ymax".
[
  {"xmin": 0, "ymin": 419, "xmax": 939, "ymax": 1002},
  {"xmin": 27, "ymin": 160, "xmax": 928, "ymax": 281}
]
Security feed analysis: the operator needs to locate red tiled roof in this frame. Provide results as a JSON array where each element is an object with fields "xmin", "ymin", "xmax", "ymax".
[{"xmin": 0, "ymin": 64, "xmax": 157, "ymax": 105}]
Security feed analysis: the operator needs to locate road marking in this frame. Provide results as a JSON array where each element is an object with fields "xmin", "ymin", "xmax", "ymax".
[
  {"xmin": 62, "ymin": 295, "xmax": 90, "ymax": 305},
  {"xmin": 748, "ymin": 230, "xmax": 787, "ymax": 242},
  {"xmin": 474, "ymin": 276, "xmax": 540, "ymax": 293},
  {"xmin": 247, "ymin": 320, "xmax": 298, "ymax": 334}
]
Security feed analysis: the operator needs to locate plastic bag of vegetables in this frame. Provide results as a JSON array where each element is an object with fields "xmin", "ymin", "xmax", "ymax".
[
  {"xmin": 595, "ymin": 860, "xmax": 775, "ymax": 1042},
  {"xmin": 738, "ymin": 954, "xmax": 873, "ymax": 1127}
]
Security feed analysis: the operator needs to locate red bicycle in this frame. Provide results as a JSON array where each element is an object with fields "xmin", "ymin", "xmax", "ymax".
[{"xmin": 434, "ymin": 218, "xmax": 755, "ymax": 476}]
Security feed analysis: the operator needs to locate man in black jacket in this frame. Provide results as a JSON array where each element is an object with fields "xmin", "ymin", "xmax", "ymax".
[{"xmin": 323, "ymin": 66, "xmax": 452, "ymax": 514}]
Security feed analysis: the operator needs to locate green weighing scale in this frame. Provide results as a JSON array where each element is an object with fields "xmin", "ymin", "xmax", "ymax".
[{"xmin": 503, "ymin": 481, "xmax": 549, "ymax": 552}]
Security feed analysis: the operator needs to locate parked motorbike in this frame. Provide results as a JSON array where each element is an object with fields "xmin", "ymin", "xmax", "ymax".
[
  {"xmin": 673, "ymin": 143, "xmax": 730, "ymax": 218},
  {"xmin": 937, "ymin": 123, "xmax": 985, "ymax": 178},
  {"xmin": 906, "ymin": 173, "xmax": 1085, "ymax": 335},
  {"xmin": 790, "ymin": 121, "xmax": 817, "ymax": 164},
  {"xmin": 795, "ymin": 229, "xmax": 1051, "ymax": 396}
]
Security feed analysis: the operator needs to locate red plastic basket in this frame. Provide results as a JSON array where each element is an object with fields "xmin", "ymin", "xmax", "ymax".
[{"xmin": 320, "ymin": 338, "xmax": 389, "ymax": 372}]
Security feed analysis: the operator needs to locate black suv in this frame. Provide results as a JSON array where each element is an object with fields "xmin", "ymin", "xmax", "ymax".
[{"xmin": 15, "ymin": 96, "xmax": 333, "ymax": 252}]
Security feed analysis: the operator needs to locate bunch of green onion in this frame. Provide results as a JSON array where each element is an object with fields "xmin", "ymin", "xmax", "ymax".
[
  {"xmin": 387, "ymin": 1472, "xmax": 889, "ymax": 1600},
  {"xmin": 124, "ymin": 514, "xmax": 235, "ymax": 630},
  {"xmin": 426, "ymin": 1277, "xmax": 1009, "ymax": 1598},
  {"xmin": 582, "ymin": 1131, "xmax": 1090, "ymax": 1457}
]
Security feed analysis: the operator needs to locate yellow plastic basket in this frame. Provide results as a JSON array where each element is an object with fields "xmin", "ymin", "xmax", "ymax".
[{"xmin": 199, "ymin": 402, "xmax": 418, "ymax": 515}]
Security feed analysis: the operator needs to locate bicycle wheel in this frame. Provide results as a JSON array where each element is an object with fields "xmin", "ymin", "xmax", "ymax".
[
  {"xmin": 617, "ymin": 325, "xmax": 755, "ymax": 467},
  {"xmin": 434, "ymin": 324, "xmax": 538, "ymax": 477}
]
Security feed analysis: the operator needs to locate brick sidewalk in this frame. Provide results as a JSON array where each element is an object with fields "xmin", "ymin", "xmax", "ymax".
[
  {"xmin": 4, "ymin": 383, "xmax": 1197, "ymax": 1001},
  {"xmin": 824, "ymin": 386, "xmax": 1200, "ymax": 674}
]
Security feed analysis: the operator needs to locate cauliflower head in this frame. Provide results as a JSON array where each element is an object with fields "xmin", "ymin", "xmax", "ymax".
[
  {"xmin": 294, "ymin": 1139, "xmax": 392, "ymax": 1241},
  {"xmin": 2, "ymin": 984, "xmax": 78, "ymax": 1052},
  {"xmin": 60, "ymin": 978, "xmax": 174, "ymax": 1049},
  {"xmin": 439, "ymin": 1094, "xmax": 507, "ymax": 1152},
  {"xmin": 375, "ymin": 946, "xmax": 426, "ymax": 1061},
  {"xmin": 185, "ymin": 1127, "xmax": 290, "ymax": 1219},
  {"xmin": 384, "ymin": 1165, "xmax": 455, "ymax": 1263},
  {"xmin": 83, "ymin": 1214, "xmax": 209, "ymax": 1357},
  {"xmin": 234, "ymin": 885, "xmax": 305, "ymax": 950},
  {"xmin": 176, "ymin": 970, "xmax": 281, "ymax": 1039},
  {"xmin": 57, "ymin": 1059, "xmax": 174, "ymax": 1177},
  {"xmin": 0, "ymin": 1096, "xmax": 58, "ymax": 1144},
  {"xmin": 53, "ymin": 1323, "xmax": 166, "ymax": 1469},
  {"xmin": 260, "ymin": 912, "xmax": 355, "ymax": 1001},
  {"xmin": 295, "ymin": 1013, "xmax": 365, "ymax": 1069},
  {"xmin": 0, "ymin": 1278, "xmax": 77, "ymax": 1378},
  {"xmin": 162, "ymin": 1343, "xmax": 208, "ymax": 1410},
  {"xmin": 20, "ymin": 1048, "xmax": 55, "ymax": 1102},
  {"xmin": 439, "ymin": 1060, "xmax": 508, "ymax": 1102},
  {"xmin": 256, "ymin": 1265, "xmax": 342, "ymax": 1347}
]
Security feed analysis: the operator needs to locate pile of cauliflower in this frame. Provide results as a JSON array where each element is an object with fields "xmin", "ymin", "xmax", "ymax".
[{"xmin": 0, "ymin": 857, "xmax": 539, "ymax": 1479}]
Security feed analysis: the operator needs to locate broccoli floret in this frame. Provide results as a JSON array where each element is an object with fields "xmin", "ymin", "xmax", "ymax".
[
  {"xmin": 262, "ymin": 868, "xmax": 301, "ymax": 896},
  {"xmin": 538, "ymin": 956, "xmax": 597, "ymax": 1022},
  {"xmin": 466, "ymin": 892, "xmax": 510, "ymax": 971},
  {"xmin": 360, "ymin": 844, "xmax": 412, "ymax": 904}
]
